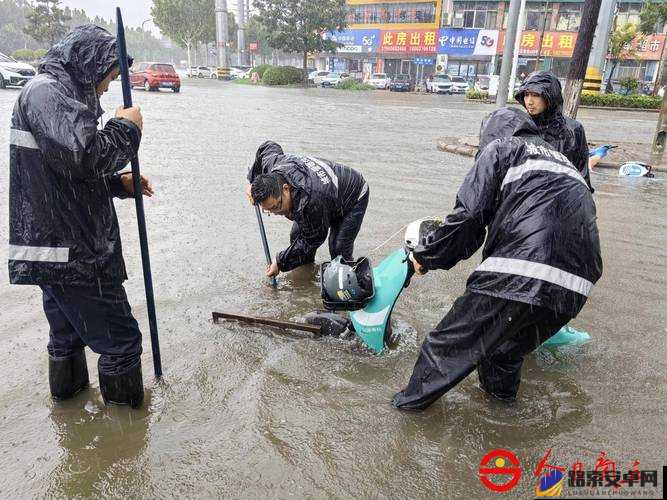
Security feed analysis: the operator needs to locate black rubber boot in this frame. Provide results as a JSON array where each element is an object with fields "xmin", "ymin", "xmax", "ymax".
[
  {"xmin": 99, "ymin": 362, "xmax": 144, "ymax": 409},
  {"xmin": 48, "ymin": 349, "xmax": 90, "ymax": 400}
]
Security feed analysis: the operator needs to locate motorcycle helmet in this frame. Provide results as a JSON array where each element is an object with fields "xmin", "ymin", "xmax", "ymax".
[{"xmin": 320, "ymin": 256, "xmax": 374, "ymax": 311}]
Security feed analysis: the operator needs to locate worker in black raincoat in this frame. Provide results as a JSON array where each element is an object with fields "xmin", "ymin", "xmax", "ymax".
[
  {"xmin": 8, "ymin": 25, "xmax": 151, "ymax": 407},
  {"xmin": 246, "ymin": 141, "xmax": 369, "ymax": 277},
  {"xmin": 514, "ymin": 71, "xmax": 593, "ymax": 192},
  {"xmin": 392, "ymin": 108, "xmax": 602, "ymax": 411}
]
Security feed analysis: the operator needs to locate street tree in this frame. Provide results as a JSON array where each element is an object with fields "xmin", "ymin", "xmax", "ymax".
[
  {"xmin": 246, "ymin": 15, "xmax": 275, "ymax": 62},
  {"xmin": 23, "ymin": 0, "xmax": 71, "ymax": 46},
  {"xmin": 253, "ymin": 0, "xmax": 347, "ymax": 79},
  {"xmin": 151, "ymin": 0, "xmax": 215, "ymax": 69},
  {"xmin": 562, "ymin": 0, "xmax": 602, "ymax": 118},
  {"xmin": 639, "ymin": 1, "xmax": 667, "ymax": 94},
  {"xmin": 605, "ymin": 23, "xmax": 639, "ymax": 93}
]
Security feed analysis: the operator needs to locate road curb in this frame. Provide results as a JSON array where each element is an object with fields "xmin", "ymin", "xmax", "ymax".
[
  {"xmin": 463, "ymin": 98, "xmax": 660, "ymax": 113},
  {"xmin": 436, "ymin": 139, "xmax": 667, "ymax": 172}
]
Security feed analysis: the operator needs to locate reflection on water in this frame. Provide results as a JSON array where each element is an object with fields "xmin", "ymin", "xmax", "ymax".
[{"xmin": 46, "ymin": 390, "xmax": 152, "ymax": 497}]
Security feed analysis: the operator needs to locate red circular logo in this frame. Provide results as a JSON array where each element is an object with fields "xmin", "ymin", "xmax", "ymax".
[{"xmin": 478, "ymin": 449, "xmax": 523, "ymax": 493}]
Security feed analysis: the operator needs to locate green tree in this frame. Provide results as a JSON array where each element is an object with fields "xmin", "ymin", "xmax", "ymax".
[
  {"xmin": 0, "ymin": 0, "xmax": 41, "ymax": 53},
  {"xmin": 23, "ymin": 0, "xmax": 71, "ymax": 46},
  {"xmin": 639, "ymin": 1, "xmax": 667, "ymax": 94},
  {"xmin": 253, "ymin": 0, "xmax": 346, "ymax": 78},
  {"xmin": 639, "ymin": 1, "xmax": 667, "ymax": 34},
  {"xmin": 606, "ymin": 23, "xmax": 639, "ymax": 93},
  {"xmin": 246, "ymin": 14, "xmax": 274, "ymax": 62},
  {"xmin": 151, "ymin": 0, "xmax": 214, "ymax": 69}
]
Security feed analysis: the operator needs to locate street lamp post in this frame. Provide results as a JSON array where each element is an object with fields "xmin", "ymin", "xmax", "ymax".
[{"xmin": 142, "ymin": 19, "xmax": 152, "ymax": 61}]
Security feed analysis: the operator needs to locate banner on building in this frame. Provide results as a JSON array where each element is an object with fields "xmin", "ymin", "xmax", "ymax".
[
  {"xmin": 497, "ymin": 31, "xmax": 578, "ymax": 58},
  {"xmin": 379, "ymin": 29, "xmax": 438, "ymax": 54},
  {"xmin": 621, "ymin": 34, "xmax": 666, "ymax": 60},
  {"xmin": 327, "ymin": 29, "xmax": 380, "ymax": 53},
  {"xmin": 437, "ymin": 28, "xmax": 499, "ymax": 56}
]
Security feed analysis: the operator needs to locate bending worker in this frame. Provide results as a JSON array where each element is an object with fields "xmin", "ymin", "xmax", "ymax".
[
  {"xmin": 246, "ymin": 141, "xmax": 369, "ymax": 278},
  {"xmin": 392, "ymin": 108, "xmax": 602, "ymax": 411},
  {"xmin": 8, "ymin": 26, "xmax": 151, "ymax": 407}
]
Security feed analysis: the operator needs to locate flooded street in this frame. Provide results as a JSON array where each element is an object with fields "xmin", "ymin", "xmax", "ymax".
[{"xmin": 1, "ymin": 78, "xmax": 665, "ymax": 497}]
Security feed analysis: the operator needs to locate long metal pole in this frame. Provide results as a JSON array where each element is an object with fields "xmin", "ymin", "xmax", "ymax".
[
  {"xmin": 237, "ymin": 0, "xmax": 246, "ymax": 66},
  {"xmin": 254, "ymin": 205, "xmax": 277, "ymax": 287},
  {"xmin": 215, "ymin": 0, "xmax": 230, "ymax": 68},
  {"xmin": 116, "ymin": 8, "xmax": 162, "ymax": 378},
  {"xmin": 497, "ymin": 0, "xmax": 523, "ymax": 106},
  {"xmin": 508, "ymin": 0, "xmax": 527, "ymax": 98}
]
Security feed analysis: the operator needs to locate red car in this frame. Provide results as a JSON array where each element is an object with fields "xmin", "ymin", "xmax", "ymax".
[{"xmin": 130, "ymin": 62, "xmax": 180, "ymax": 93}]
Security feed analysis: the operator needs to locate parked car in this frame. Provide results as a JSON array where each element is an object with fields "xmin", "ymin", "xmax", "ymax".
[
  {"xmin": 0, "ymin": 52, "xmax": 36, "ymax": 89},
  {"xmin": 188, "ymin": 66, "xmax": 212, "ymax": 78},
  {"xmin": 312, "ymin": 71, "xmax": 331, "ymax": 86},
  {"xmin": 426, "ymin": 74, "xmax": 453, "ymax": 94},
  {"xmin": 474, "ymin": 75, "xmax": 490, "ymax": 92},
  {"xmin": 308, "ymin": 69, "xmax": 327, "ymax": 83},
  {"xmin": 389, "ymin": 74, "xmax": 413, "ymax": 92},
  {"xmin": 229, "ymin": 66, "xmax": 251, "ymax": 79},
  {"xmin": 130, "ymin": 62, "xmax": 181, "ymax": 92},
  {"xmin": 367, "ymin": 72, "xmax": 391, "ymax": 89},
  {"xmin": 321, "ymin": 72, "xmax": 351, "ymax": 87},
  {"xmin": 450, "ymin": 76, "xmax": 470, "ymax": 94}
]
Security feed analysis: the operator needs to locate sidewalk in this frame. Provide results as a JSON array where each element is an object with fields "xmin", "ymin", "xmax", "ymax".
[{"xmin": 436, "ymin": 136, "xmax": 667, "ymax": 173}]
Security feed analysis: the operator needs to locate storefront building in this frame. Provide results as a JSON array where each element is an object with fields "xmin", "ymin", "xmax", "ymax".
[{"xmin": 324, "ymin": 0, "xmax": 667, "ymax": 85}]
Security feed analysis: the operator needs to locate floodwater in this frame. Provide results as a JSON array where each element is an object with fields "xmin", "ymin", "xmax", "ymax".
[{"xmin": 0, "ymin": 79, "xmax": 665, "ymax": 498}]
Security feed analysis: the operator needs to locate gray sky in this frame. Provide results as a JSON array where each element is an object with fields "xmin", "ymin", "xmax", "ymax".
[
  {"xmin": 60, "ymin": 0, "xmax": 156, "ymax": 32},
  {"xmin": 59, "ymin": 0, "xmax": 245, "ymax": 34}
]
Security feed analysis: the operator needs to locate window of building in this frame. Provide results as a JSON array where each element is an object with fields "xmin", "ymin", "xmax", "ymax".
[
  {"xmin": 347, "ymin": 2, "xmax": 436, "ymax": 25},
  {"xmin": 615, "ymin": 3, "xmax": 643, "ymax": 28},
  {"xmin": 556, "ymin": 4, "xmax": 581, "ymax": 31},
  {"xmin": 524, "ymin": 2, "xmax": 550, "ymax": 31},
  {"xmin": 453, "ymin": 1, "xmax": 499, "ymax": 29}
]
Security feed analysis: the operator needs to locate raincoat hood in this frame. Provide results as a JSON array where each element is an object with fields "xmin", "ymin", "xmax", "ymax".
[
  {"xmin": 514, "ymin": 71, "xmax": 563, "ymax": 119},
  {"xmin": 38, "ymin": 25, "xmax": 131, "ymax": 116},
  {"xmin": 478, "ymin": 106, "xmax": 535, "ymax": 152}
]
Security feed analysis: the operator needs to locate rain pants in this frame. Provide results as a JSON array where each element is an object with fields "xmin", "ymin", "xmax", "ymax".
[
  {"xmin": 8, "ymin": 25, "xmax": 143, "ymax": 372},
  {"xmin": 514, "ymin": 71, "xmax": 593, "ymax": 192},
  {"xmin": 248, "ymin": 141, "xmax": 369, "ymax": 272},
  {"xmin": 393, "ymin": 113, "xmax": 602, "ymax": 411}
]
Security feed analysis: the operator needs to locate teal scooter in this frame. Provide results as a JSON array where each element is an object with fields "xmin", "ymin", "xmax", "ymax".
[{"xmin": 306, "ymin": 219, "xmax": 590, "ymax": 354}]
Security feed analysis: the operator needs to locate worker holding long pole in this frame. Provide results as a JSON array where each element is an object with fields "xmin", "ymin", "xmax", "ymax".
[{"xmin": 8, "ymin": 19, "xmax": 155, "ymax": 408}]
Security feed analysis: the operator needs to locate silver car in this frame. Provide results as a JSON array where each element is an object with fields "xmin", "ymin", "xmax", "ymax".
[{"xmin": 427, "ymin": 74, "xmax": 453, "ymax": 94}]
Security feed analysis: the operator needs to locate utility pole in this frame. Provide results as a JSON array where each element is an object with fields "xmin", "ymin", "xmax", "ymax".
[
  {"xmin": 535, "ymin": 1, "xmax": 550, "ymax": 71},
  {"xmin": 215, "ymin": 0, "xmax": 230, "ymax": 69},
  {"xmin": 237, "ymin": 0, "xmax": 246, "ymax": 66},
  {"xmin": 586, "ymin": 0, "xmax": 617, "ymax": 93},
  {"xmin": 563, "ymin": 0, "xmax": 603, "ymax": 118},
  {"xmin": 508, "ymin": 0, "xmax": 527, "ymax": 96},
  {"xmin": 497, "ymin": 0, "xmax": 523, "ymax": 106}
]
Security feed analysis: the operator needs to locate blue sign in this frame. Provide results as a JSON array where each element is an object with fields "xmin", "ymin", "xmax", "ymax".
[
  {"xmin": 327, "ymin": 29, "xmax": 380, "ymax": 53},
  {"xmin": 437, "ymin": 28, "xmax": 479, "ymax": 55},
  {"xmin": 413, "ymin": 57, "xmax": 434, "ymax": 65}
]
